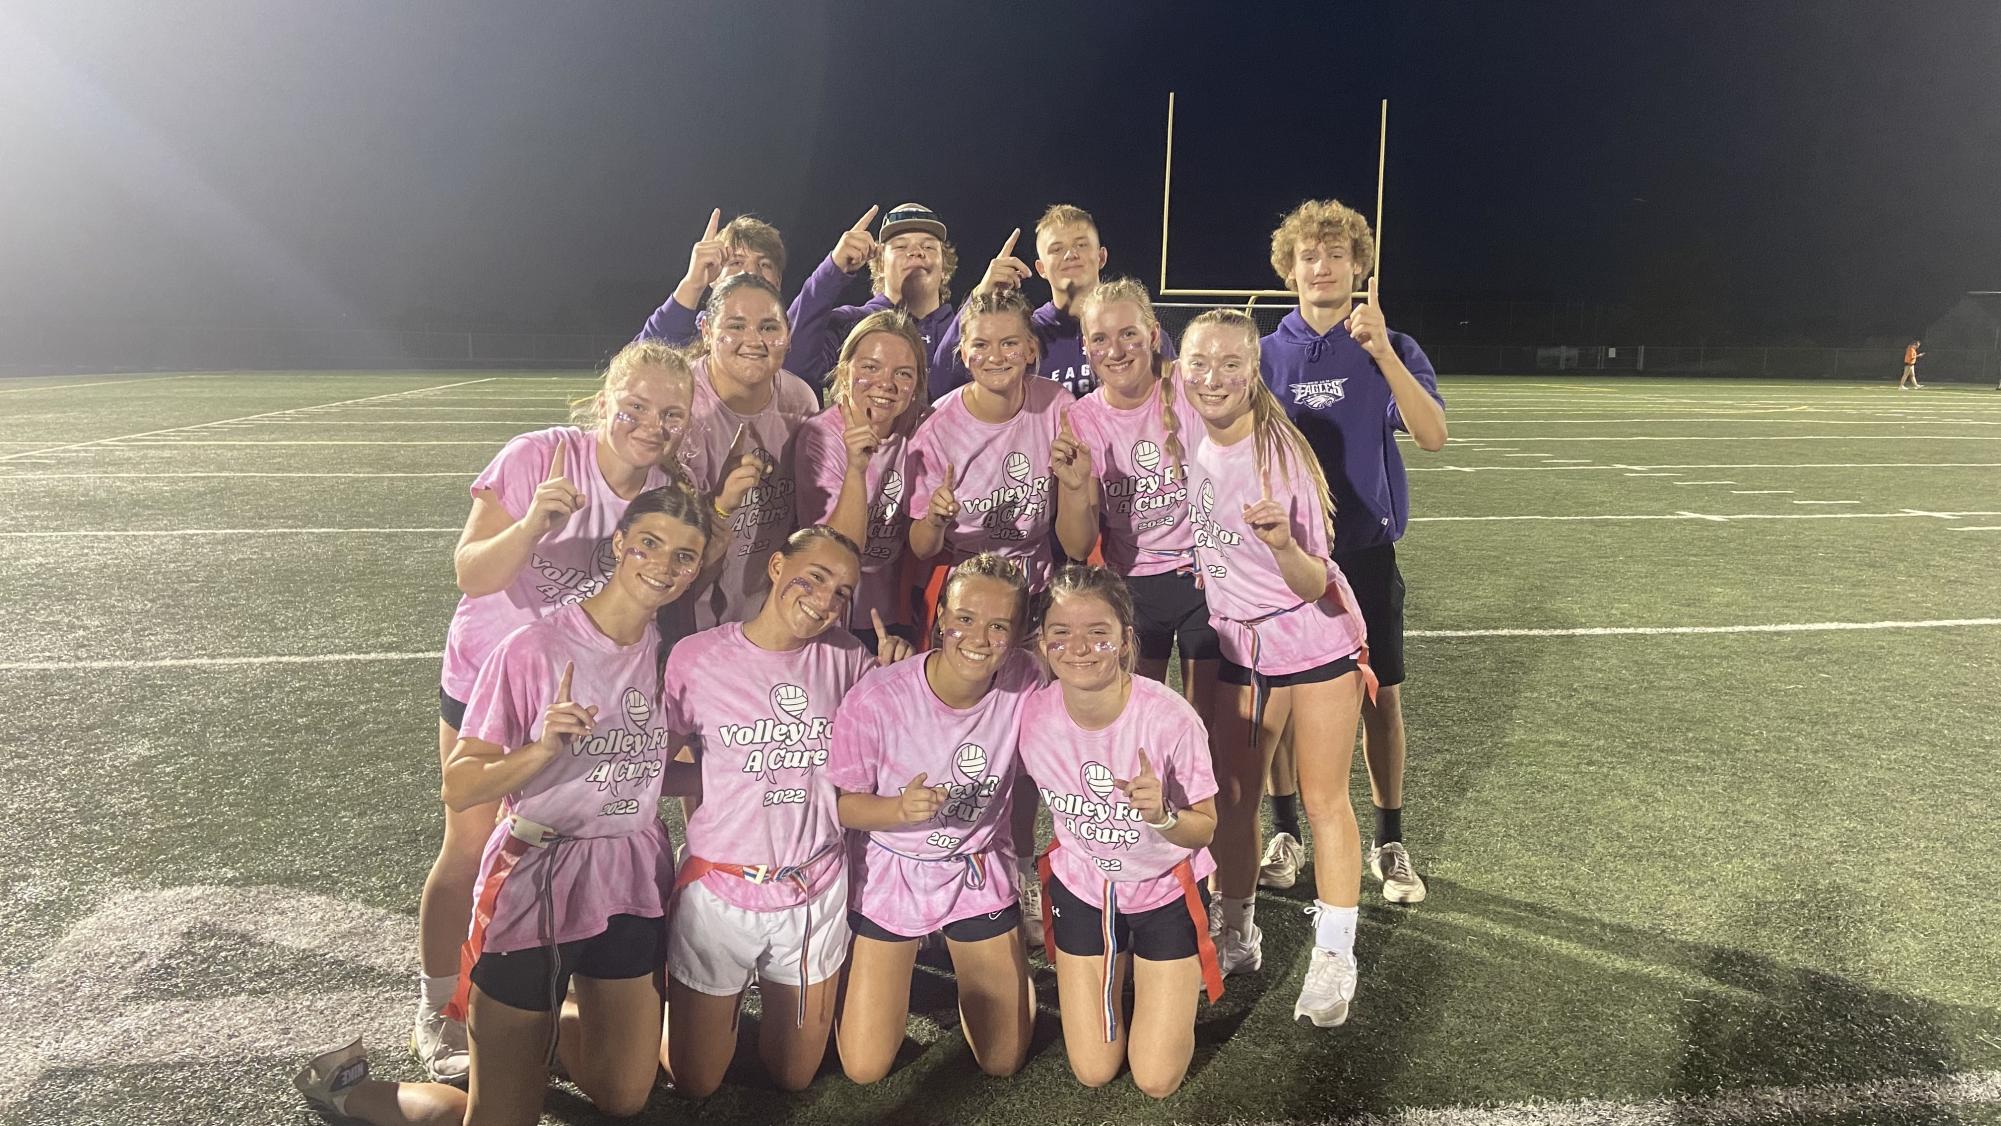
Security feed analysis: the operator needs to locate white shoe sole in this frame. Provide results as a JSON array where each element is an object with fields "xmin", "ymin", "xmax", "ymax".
[
  {"xmin": 1380, "ymin": 880, "xmax": 1427, "ymax": 905},
  {"xmin": 409, "ymin": 1029, "xmax": 469, "ymax": 1084},
  {"xmin": 1257, "ymin": 867, "xmax": 1297, "ymax": 890},
  {"xmin": 1294, "ymin": 998, "xmax": 1351, "ymax": 1027}
]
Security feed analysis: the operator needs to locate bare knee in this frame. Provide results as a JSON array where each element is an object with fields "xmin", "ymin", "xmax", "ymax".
[
  {"xmin": 1131, "ymin": 1062, "xmax": 1188, "ymax": 1099},
  {"xmin": 839, "ymin": 1051, "xmax": 893, "ymax": 1086},
  {"xmin": 671, "ymin": 1067, "xmax": 723, "ymax": 1100},
  {"xmin": 971, "ymin": 1040, "xmax": 1026, "ymax": 1078},
  {"xmin": 1068, "ymin": 1055, "xmax": 1122, "ymax": 1089},
  {"xmin": 587, "ymin": 1084, "xmax": 652, "ymax": 1119}
]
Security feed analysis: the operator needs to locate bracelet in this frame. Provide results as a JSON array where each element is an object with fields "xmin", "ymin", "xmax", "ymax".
[
  {"xmin": 1145, "ymin": 804, "xmax": 1178, "ymax": 831},
  {"xmin": 712, "ymin": 500, "xmax": 734, "ymax": 520}
]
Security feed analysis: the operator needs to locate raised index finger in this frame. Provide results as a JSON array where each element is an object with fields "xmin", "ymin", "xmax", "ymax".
[
  {"xmin": 852, "ymin": 204, "xmax": 880, "ymax": 233},
  {"xmin": 1137, "ymin": 749, "xmax": 1156, "ymax": 777},
  {"xmin": 998, "ymin": 227, "xmax": 1020, "ymax": 259},
  {"xmin": 547, "ymin": 441, "xmax": 566, "ymax": 481},
  {"xmin": 703, "ymin": 208, "xmax": 721, "ymax": 240},
  {"xmin": 555, "ymin": 660, "xmax": 574, "ymax": 703},
  {"xmin": 1368, "ymin": 273, "xmax": 1380, "ymax": 307}
]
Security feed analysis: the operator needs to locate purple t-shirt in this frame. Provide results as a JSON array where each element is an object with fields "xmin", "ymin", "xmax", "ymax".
[
  {"xmin": 660, "ymin": 624, "xmax": 875, "ymax": 911},
  {"xmin": 930, "ymin": 299, "xmax": 1176, "ymax": 400},
  {"xmin": 824, "ymin": 649, "xmax": 1041, "ymax": 935},
  {"xmin": 791, "ymin": 405, "xmax": 915, "ymax": 631},
  {"xmin": 1068, "ymin": 379, "xmax": 1202, "ymax": 577},
  {"xmin": 441, "ymin": 426, "xmax": 672, "ymax": 700},
  {"xmin": 679, "ymin": 358, "xmax": 822, "ymax": 628},
  {"xmin": 786, "ymin": 255, "xmax": 957, "ymax": 391},
  {"xmin": 904, "ymin": 376, "xmax": 1075, "ymax": 591},
  {"xmin": 1018, "ymin": 676, "xmax": 1218, "ymax": 913},
  {"xmin": 459, "ymin": 604, "xmax": 676, "ymax": 953},
  {"xmin": 1260, "ymin": 311, "xmax": 1443, "ymax": 555},
  {"xmin": 1185, "ymin": 431, "xmax": 1367, "ymax": 676}
]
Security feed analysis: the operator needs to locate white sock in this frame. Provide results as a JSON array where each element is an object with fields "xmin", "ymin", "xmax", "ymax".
[
  {"xmin": 1220, "ymin": 895, "xmax": 1256, "ymax": 934},
  {"xmin": 1313, "ymin": 900, "xmax": 1358, "ymax": 956},
  {"xmin": 417, "ymin": 973, "xmax": 457, "ymax": 1013}
]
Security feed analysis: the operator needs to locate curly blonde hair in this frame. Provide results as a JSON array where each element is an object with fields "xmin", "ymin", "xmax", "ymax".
[
  {"xmin": 1268, "ymin": 199, "xmax": 1375, "ymax": 292},
  {"xmin": 569, "ymin": 339, "xmax": 695, "ymax": 429}
]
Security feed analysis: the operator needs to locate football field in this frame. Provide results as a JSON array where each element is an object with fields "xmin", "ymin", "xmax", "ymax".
[{"xmin": 2, "ymin": 371, "xmax": 1998, "ymax": 1125}]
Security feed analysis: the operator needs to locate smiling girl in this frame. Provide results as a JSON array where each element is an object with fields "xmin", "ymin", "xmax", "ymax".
[
  {"xmin": 296, "ymin": 484, "xmax": 712, "ymax": 1124},
  {"xmin": 792, "ymin": 310, "xmax": 929, "ymax": 654},
  {"xmin": 657, "ymin": 526, "xmax": 912, "ymax": 1097},
  {"xmin": 413, "ymin": 341, "xmax": 692, "ymax": 1081},
  {"xmin": 681, "ymin": 273, "xmax": 823, "ymax": 630},
  {"xmin": 1018, "ymin": 564, "xmax": 1220, "ymax": 1097},
  {"xmin": 825, "ymin": 553, "xmax": 1039, "ymax": 1084},
  {"xmin": 1179, "ymin": 308, "xmax": 1374, "ymax": 1030}
]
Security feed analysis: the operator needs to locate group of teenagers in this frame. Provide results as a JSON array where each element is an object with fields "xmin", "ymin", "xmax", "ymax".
[{"xmin": 295, "ymin": 197, "xmax": 1448, "ymax": 1123}]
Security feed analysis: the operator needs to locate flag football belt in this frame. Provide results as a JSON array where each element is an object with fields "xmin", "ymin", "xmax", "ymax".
[
  {"xmin": 674, "ymin": 838, "xmax": 843, "ymax": 1026},
  {"xmin": 1036, "ymin": 842, "xmax": 1224, "ymax": 1043}
]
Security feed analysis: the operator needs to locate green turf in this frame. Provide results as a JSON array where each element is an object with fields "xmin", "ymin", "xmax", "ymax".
[{"xmin": 2, "ymin": 372, "xmax": 1998, "ymax": 1125}]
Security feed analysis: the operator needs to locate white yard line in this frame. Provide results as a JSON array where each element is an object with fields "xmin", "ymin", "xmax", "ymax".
[
  {"xmin": 106, "ymin": 440, "xmax": 504, "ymax": 446},
  {"xmin": 1450, "ymin": 417, "xmax": 2001, "ymax": 426},
  {"xmin": 0, "ymin": 377, "xmax": 495, "ymax": 462},
  {"xmin": 1416, "ymin": 461, "xmax": 2001, "ymax": 472},
  {"xmin": 0, "ymin": 373, "xmax": 213, "ymax": 395},
  {"xmin": 0, "ymin": 651, "xmax": 444, "ymax": 671},
  {"xmin": 1413, "ymin": 435, "xmax": 2001, "ymax": 442},
  {"xmin": 1672, "ymin": 480, "xmax": 1735, "ymax": 485},
  {"xmin": 1411, "ymin": 510, "xmax": 2001, "ymax": 524},
  {"xmin": 1730, "ymin": 489, "xmax": 1793, "ymax": 494},
  {"xmin": 1792, "ymin": 499, "xmax": 1860, "ymax": 505},
  {"xmin": 1949, "ymin": 526, "xmax": 2001, "ymax": 531},
  {"xmin": 1408, "ymin": 618, "xmax": 2001, "ymax": 638},
  {"xmin": 0, "ymin": 527, "xmax": 458, "ymax": 537},
  {"xmin": 1361, "ymin": 1068, "xmax": 2001, "ymax": 1125}
]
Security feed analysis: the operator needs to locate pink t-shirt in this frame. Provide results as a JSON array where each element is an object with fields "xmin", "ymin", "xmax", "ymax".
[
  {"xmin": 678, "ymin": 358, "xmax": 823, "ymax": 629},
  {"xmin": 441, "ymin": 426, "xmax": 673, "ymax": 700},
  {"xmin": 1069, "ymin": 379, "xmax": 1201, "ymax": 577},
  {"xmin": 904, "ymin": 376, "xmax": 1074, "ymax": 590},
  {"xmin": 824, "ymin": 649, "xmax": 1042, "ymax": 935},
  {"xmin": 1186, "ymin": 432, "xmax": 1367, "ymax": 676},
  {"xmin": 791, "ymin": 405, "xmax": 914, "ymax": 630},
  {"xmin": 458, "ymin": 604, "xmax": 676, "ymax": 953},
  {"xmin": 1017, "ymin": 676, "xmax": 1218, "ymax": 913},
  {"xmin": 660, "ymin": 623, "xmax": 875, "ymax": 911}
]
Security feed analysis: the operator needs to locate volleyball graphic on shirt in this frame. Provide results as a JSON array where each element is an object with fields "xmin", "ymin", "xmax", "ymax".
[
  {"xmin": 1132, "ymin": 439, "xmax": 1161, "ymax": 474},
  {"xmin": 1082, "ymin": 760, "xmax": 1116, "ymax": 801},
  {"xmin": 1197, "ymin": 478, "xmax": 1215, "ymax": 514},
  {"xmin": 1003, "ymin": 451, "xmax": 1032, "ymax": 483},
  {"xmin": 879, "ymin": 469, "xmax": 904, "ymax": 510},
  {"xmin": 771, "ymin": 682, "xmax": 809, "ymax": 720},
  {"xmin": 954, "ymin": 742, "xmax": 988, "ymax": 782},
  {"xmin": 622, "ymin": 687, "xmax": 651, "ymax": 730}
]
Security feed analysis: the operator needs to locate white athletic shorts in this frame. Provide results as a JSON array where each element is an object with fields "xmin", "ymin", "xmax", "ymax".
[{"xmin": 666, "ymin": 866, "xmax": 850, "ymax": 994}]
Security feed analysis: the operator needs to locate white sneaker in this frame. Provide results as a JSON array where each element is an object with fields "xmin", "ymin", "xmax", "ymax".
[
  {"xmin": 294, "ymin": 1038, "xmax": 369, "ymax": 1116},
  {"xmin": 410, "ymin": 1002, "xmax": 470, "ymax": 1083},
  {"xmin": 1369, "ymin": 841, "xmax": 1428, "ymax": 904},
  {"xmin": 1018, "ymin": 875, "xmax": 1046, "ymax": 948},
  {"xmin": 1258, "ymin": 832, "xmax": 1304, "ymax": 889},
  {"xmin": 1215, "ymin": 920, "xmax": 1263, "ymax": 976},
  {"xmin": 1293, "ymin": 948, "xmax": 1359, "ymax": 1027}
]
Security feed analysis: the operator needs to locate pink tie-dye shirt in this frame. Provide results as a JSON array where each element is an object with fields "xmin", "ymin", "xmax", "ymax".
[
  {"xmin": 660, "ymin": 623, "xmax": 874, "ymax": 911},
  {"xmin": 441, "ymin": 426, "xmax": 672, "ymax": 700},
  {"xmin": 904, "ymin": 375, "xmax": 1074, "ymax": 590},
  {"xmin": 1185, "ymin": 432, "xmax": 1367, "ymax": 676},
  {"xmin": 457, "ymin": 603, "xmax": 676, "ymax": 952},
  {"xmin": 1017, "ymin": 676, "xmax": 1217, "ymax": 913},
  {"xmin": 824, "ymin": 649, "xmax": 1042, "ymax": 935},
  {"xmin": 791, "ymin": 404, "xmax": 915, "ymax": 630},
  {"xmin": 679, "ymin": 358, "xmax": 823, "ymax": 629},
  {"xmin": 1068, "ymin": 379, "xmax": 1202, "ymax": 577}
]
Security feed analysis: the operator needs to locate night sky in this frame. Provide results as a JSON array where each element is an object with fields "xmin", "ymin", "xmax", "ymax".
[{"xmin": 3, "ymin": 1, "xmax": 1997, "ymax": 348}]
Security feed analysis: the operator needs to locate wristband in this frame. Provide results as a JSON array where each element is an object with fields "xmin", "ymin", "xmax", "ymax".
[{"xmin": 1145, "ymin": 803, "xmax": 1179, "ymax": 831}]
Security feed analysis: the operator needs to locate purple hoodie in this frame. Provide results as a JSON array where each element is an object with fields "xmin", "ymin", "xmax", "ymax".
[
  {"xmin": 930, "ymin": 298, "xmax": 1175, "ymax": 400},
  {"xmin": 637, "ymin": 295, "xmax": 700, "ymax": 347},
  {"xmin": 1259, "ymin": 310, "xmax": 1443, "ymax": 555},
  {"xmin": 786, "ymin": 255, "xmax": 957, "ymax": 392}
]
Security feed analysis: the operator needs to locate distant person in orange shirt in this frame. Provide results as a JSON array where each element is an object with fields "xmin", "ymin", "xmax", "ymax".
[{"xmin": 1899, "ymin": 339, "xmax": 1924, "ymax": 389}]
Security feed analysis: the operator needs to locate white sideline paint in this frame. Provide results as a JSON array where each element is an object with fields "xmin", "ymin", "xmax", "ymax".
[
  {"xmin": 0, "ymin": 377, "xmax": 494, "ymax": 462},
  {"xmin": 0, "ymin": 651, "xmax": 442, "ymax": 671},
  {"xmin": 1415, "ymin": 461, "xmax": 2001, "ymax": 473},
  {"xmin": 1672, "ymin": 480, "xmax": 1735, "ymax": 485},
  {"xmin": 1451, "ymin": 417, "xmax": 2001, "ymax": 426},
  {"xmin": 1950, "ymin": 526, "xmax": 2001, "ymax": 532},
  {"xmin": 1731, "ymin": 489, "xmax": 1793, "ymax": 494},
  {"xmin": 1792, "ymin": 499, "xmax": 1860, "ymax": 505},
  {"xmin": 1359, "ymin": 1070, "xmax": 2001, "ymax": 1126},
  {"xmin": 1408, "ymin": 618, "xmax": 2001, "ymax": 638},
  {"xmin": 1412, "ymin": 510, "xmax": 2001, "ymax": 524},
  {"xmin": 1623, "ymin": 472, "xmax": 1677, "ymax": 477},
  {"xmin": 1418, "ymin": 435, "xmax": 2001, "ymax": 442},
  {"xmin": 0, "ymin": 472, "xmax": 472, "ymax": 480},
  {"xmin": 0, "ymin": 885, "xmax": 415, "ymax": 1113},
  {"xmin": 109, "ymin": 440, "xmax": 505, "ymax": 446},
  {"xmin": 0, "ymin": 527, "xmax": 458, "ymax": 538}
]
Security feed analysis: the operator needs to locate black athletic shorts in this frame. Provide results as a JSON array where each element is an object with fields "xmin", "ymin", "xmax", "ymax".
[
  {"xmin": 851, "ymin": 622, "xmax": 920, "ymax": 658},
  {"xmin": 1126, "ymin": 568, "xmax": 1221, "ymax": 662},
  {"xmin": 1218, "ymin": 651, "xmax": 1361, "ymax": 688},
  {"xmin": 1048, "ymin": 874, "xmax": 1208, "ymax": 961},
  {"xmin": 848, "ymin": 905, "xmax": 1023, "ymax": 945},
  {"xmin": 439, "ymin": 688, "xmax": 469, "ymax": 730},
  {"xmin": 469, "ymin": 912, "xmax": 664, "ymax": 1012},
  {"xmin": 1332, "ymin": 542, "xmax": 1407, "ymax": 687}
]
